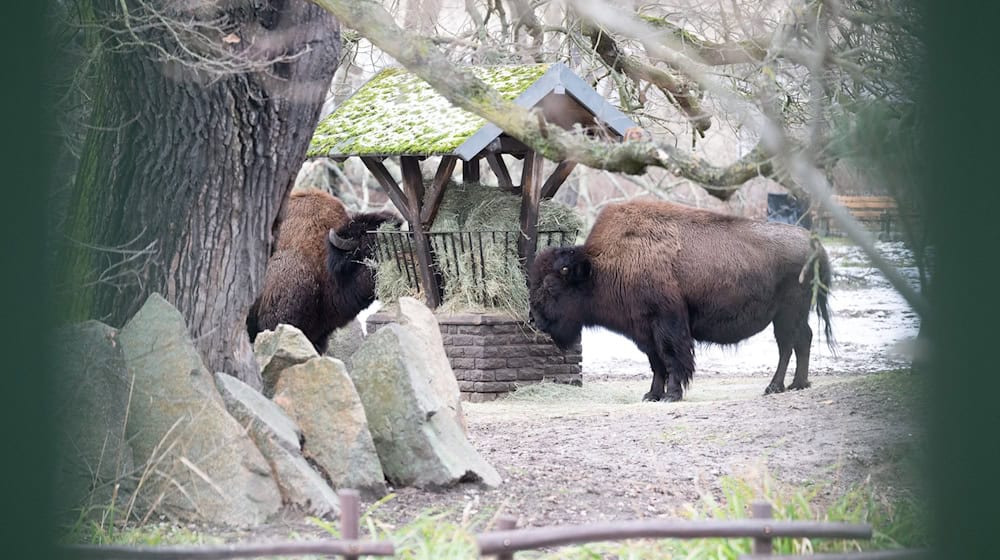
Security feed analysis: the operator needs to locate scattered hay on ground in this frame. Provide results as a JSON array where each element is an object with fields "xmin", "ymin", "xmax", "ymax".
[{"xmin": 500, "ymin": 380, "xmax": 637, "ymax": 404}]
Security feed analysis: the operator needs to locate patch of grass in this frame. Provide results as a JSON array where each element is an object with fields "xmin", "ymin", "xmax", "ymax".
[
  {"xmin": 66, "ymin": 473, "xmax": 926, "ymax": 559},
  {"xmin": 818, "ymin": 236, "xmax": 857, "ymax": 248},
  {"xmin": 527, "ymin": 475, "xmax": 926, "ymax": 559},
  {"xmin": 311, "ymin": 494, "xmax": 485, "ymax": 560},
  {"xmin": 63, "ymin": 512, "xmax": 217, "ymax": 546},
  {"xmin": 858, "ymin": 368, "xmax": 923, "ymax": 396}
]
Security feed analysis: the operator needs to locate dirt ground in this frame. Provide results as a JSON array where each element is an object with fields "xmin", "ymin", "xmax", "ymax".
[
  {"xmin": 216, "ymin": 240, "xmax": 925, "ymax": 540},
  {"xmin": 212, "ymin": 370, "xmax": 923, "ymax": 544},
  {"xmin": 335, "ymin": 240, "xmax": 926, "ymax": 529},
  {"xmin": 360, "ymin": 371, "xmax": 923, "ymax": 529}
]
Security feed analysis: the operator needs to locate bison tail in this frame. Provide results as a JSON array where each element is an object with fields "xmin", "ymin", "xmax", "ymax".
[{"xmin": 815, "ymin": 249, "xmax": 837, "ymax": 355}]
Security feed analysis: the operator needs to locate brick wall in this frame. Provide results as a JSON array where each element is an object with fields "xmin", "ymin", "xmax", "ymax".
[{"xmin": 367, "ymin": 312, "xmax": 582, "ymax": 402}]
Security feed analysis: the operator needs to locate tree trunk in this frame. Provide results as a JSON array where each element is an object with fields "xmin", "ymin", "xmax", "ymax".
[{"xmin": 60, "ymin": 0, "xmax": 341, "ymax": 388}]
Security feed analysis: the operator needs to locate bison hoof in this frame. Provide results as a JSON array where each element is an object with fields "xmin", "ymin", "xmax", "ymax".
[
  {"xmin": 665, "ymin": 391, "xmax": 683, "ymax": 403},
  {"xmin": 764, "ymin": 383, "xmax": 785, "ymax": 395},
  {"xmin": 788, "ymin": 380, "xmax": 812, "ymax": 391},
  {"xmin": 642, "ymin": 391, "xmax": 664, "ymax": 402}
]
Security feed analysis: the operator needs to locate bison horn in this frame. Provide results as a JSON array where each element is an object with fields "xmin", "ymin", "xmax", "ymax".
[{"xmin": 329, "ymin": 229, "xmax": 361, "ymax": 251}]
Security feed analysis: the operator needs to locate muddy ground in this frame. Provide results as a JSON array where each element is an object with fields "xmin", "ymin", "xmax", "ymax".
[{"xmin": 224, "ymin": 240, "xmax": 925, "ymax": 538}]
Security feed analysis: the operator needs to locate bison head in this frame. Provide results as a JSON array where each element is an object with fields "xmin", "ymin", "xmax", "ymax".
[
  {"xmin": 528, "ymin": 246, "xmax": 592, "ymax": 350},
  {"xmin": 327, "ymin": 211, "xmax": 400, "ymax": 275}
]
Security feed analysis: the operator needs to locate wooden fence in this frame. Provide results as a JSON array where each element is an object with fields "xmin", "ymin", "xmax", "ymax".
[
  {"xmin": 63, "ymin": 490, "xmax": 925, "ymax": 560},
  {"xmin": 814, "ymin": 195, "xmax": 916, "ymax": 240}
]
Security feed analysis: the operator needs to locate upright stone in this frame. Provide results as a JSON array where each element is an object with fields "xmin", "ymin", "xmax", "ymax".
[
  {"xmin": 272, "ymin": 357, "xmax": 386, "ymax": 495},
  {"xmin": 325, "ymin": 319, "xmax": 365, "ymax": 371},
  {"xmin": 352, "ymin": 324, "xmax": 501, "ymax": 488},
  {"xmin": 215, "ymin": 373, "xmax": 339, "ymax": 518},
  {"xmin": 254, "ymin": 324, "xmax": 318, "ymax": 397},
  {"xmin": 53, "ymin": 321, "xmax": 135, "ymax": 518},
  {"xmin": 393, "ymin": 297, "xmax": 467, "ymax": 433},
  {"xmin": 119, "ymin": 293, "xmax": 281, "ymax": 526}
]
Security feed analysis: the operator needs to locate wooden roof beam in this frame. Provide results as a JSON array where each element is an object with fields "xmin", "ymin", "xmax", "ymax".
[
  {"xmin": 486, "ymin": 153, "xmax": 514, "ymax": 190},
  {"xmin": 361, "ymin": 157, "xmax": 412, "ymax": 223},
  {"xmin": 540, "ymin": 161, "xmax": 578, "ymax": 199}
]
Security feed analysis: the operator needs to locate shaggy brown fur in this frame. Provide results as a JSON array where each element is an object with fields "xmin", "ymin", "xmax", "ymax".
[
  {"xmin": 247, "ymin": 190, "xmax": 397, "ymax": 352},
  {"xmin": 529, "ymin": 199, "xmax": 833, "ymax": 402}
]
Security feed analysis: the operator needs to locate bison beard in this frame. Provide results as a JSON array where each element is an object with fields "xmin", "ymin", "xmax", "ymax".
[
  {"xmin": 246, "ymin": 190, "xmax": 398, "ymax": 353},
  {"xmin": 529, "ymin": 199, "xmax": 834, "ymax": 402}
]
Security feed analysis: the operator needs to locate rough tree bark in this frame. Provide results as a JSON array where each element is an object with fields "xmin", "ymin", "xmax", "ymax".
[{"xmin": 61, "ymin": 0, "xmax": 341, "ymax": 388}]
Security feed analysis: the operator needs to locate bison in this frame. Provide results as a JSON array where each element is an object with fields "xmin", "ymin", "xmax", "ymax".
[
  {"xmin": 246, "ymin": 189, "xmax": 398, "ymax": 353},
  {"xmin": 528, "ymin": 199, "xmax": 833, "ymax": 402}
]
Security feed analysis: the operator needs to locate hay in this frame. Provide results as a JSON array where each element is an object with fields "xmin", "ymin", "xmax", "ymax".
[
  {"xmin": 369, "ymin": 222, "xmax": 421, "ymax": 303},
  {"xmin": 501, "ymin": 380, "xmax": 637, "ymax": 404},
  {"xmin": 428, "ymin": 182, "xmax": 478, "ymax": 232},
  {"xmin": 371, "ymin": 182, "xmax": 583, "ymax": 319}
]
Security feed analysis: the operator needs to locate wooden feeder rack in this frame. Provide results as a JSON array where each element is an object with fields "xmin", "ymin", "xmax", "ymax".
[
  {"xmin": 370, "ymin": 228, "xmax": 578, "ymax": 305},
  {"xmin": 308, "ymin": 62, "xmax": 638, "ymax": 310}
]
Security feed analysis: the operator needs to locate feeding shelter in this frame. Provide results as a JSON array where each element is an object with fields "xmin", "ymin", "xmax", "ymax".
[{"xmin": 308, "ymin": 62, "xmax": 638, "ymax": 400}]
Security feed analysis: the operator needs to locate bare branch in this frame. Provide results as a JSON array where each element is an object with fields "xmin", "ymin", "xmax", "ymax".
[
  {"xmin": 639, "ymin": 14, "xmax": 771, "ymax": 66},
  {"xmin": 580, "ymin": 22, "xmax": 712, "ymax": 134},
  {"xmin": 310, "ymin": 0, "xmax": 776, "ymax": 200}
]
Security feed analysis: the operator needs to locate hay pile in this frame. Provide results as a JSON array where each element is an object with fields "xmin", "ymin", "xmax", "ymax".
[{"xmin": 371, "ymin": 182, "xmax": 583, "ymax": 319}]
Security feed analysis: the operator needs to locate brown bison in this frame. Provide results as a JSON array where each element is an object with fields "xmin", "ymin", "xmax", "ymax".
[
  {"xmin": 247, "ymin": 189, "xmax": 398, "ymax": 353},
  {"xmin": 528, "ymin": 199, "xmax": 833, "ymax": 402}
]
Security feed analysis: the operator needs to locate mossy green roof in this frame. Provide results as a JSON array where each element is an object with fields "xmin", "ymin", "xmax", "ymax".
[{"xmin": 308, "ymin": 64, "xmax": 551, "ymax": 158}]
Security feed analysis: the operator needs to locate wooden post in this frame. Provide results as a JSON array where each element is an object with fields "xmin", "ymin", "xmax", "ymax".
[
  {"xmin": 421, "ymin": 156, "xmax": 457, "ymax": 226},
  {"xmin": 360, "ymin": 157, "xmax": 413, "ymax": 223},
  {"xmin": 486, "ymin": 153, "xmax": 514, "ymax": 190},
  {"xmin": 751, "ymin": 500, "xmax": 773, "ymax": 556},
  {"xmin": 400, "ymin": 156, "xmax": 441, "ymax": 308},
  {"xmin": 463, "ymin": 157, "xmax": 480, "ymax": 183},
  {"xmin": 339, "ymin": 489, "xmax": 361, "ymax": 560},
  {"xmin": 518, "ymin": 151, "xmax": 544, "ymax": 272},
  {"xmin": 495, "ymin": 515, "xmax": 518, "ymax": 560}
]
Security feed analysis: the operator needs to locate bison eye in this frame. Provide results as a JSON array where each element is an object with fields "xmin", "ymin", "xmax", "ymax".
[{"xmin": 560, "ymin": 266, "xmax": 569, "ymax": 276}]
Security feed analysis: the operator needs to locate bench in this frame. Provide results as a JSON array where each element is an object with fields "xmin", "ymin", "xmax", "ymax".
[{"xmin": 815, "ymin": 195, "xmax": 910, "ymax": 240}]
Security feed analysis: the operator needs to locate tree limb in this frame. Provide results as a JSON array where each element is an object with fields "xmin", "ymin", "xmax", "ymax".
[
  {"xmin": 310, "ymin": 0, "xmax": 778, "ymax": 201},
  {"xmin": 640, "ymin": 14, "xmax": 771, "ymax": 66},
  {"xmin": 581, "ymin": 22, "xmax": 712, "ymax": 134}
]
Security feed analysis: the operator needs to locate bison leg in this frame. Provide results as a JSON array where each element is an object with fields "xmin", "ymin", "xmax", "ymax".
[
  {"xmin": 765, "ymin": 338, "xmax": 793, "ymax": 395},
  {"xmin": 788, "ymin": 324, "xmax": 813, "ymax": 391},
  {"xmin": 653, "ymin": 315, "xmax": 695, "ymax": 402},
  {"xmin": 643, "ymin": 354, "xmax": 668, "ymax": 402},
  {"xmin": 767, "ymin": 306, "xmax": 808, "ymax": 395}
]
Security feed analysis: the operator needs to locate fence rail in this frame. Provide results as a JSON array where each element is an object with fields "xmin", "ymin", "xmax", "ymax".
[
  {"xmin": 62, "ymin": 493, "xmax": 925, "ymax": 560},
  {"xmin": 64, "ymin": 540, "xmax": 395, "ymax": 560}
]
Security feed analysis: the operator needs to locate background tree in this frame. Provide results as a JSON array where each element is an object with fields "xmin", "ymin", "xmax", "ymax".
[
  {"xmin": 315, "ymin": 0, "xmax": 926, "ymax": 314},
  {"xmin": 56, "ymin": 0, "xmax": 341, "ymax": 387},
  {"xmin": 50, "ymin": 0, "xmax": 927, "ymax": 387}
]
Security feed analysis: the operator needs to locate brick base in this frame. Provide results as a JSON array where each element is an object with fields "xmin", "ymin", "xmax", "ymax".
[{"xmin": 367, "ymin": 311, "xmax": 582, "ymax": 401}]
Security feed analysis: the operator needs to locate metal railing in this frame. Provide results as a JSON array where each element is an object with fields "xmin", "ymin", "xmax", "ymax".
[{"xmin": 371, "ymin": 229, "xmax": 577, "ymax": 298}]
